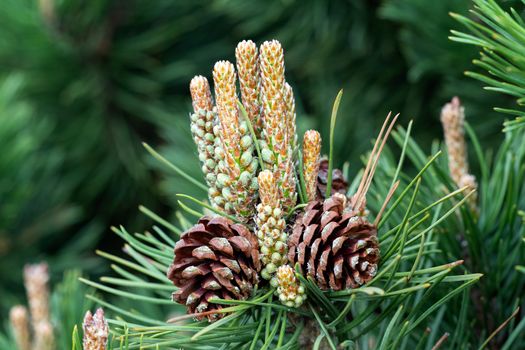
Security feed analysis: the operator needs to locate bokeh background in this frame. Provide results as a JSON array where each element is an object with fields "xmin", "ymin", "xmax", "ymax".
[{"xmin": 0, "ymin": 0, "xmax": 517, "ymax": 328}]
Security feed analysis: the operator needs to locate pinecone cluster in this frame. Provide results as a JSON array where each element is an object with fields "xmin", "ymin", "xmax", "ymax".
[{"xmin": 167, "ymin": 39, "xmax": 393, "ymax": 321}]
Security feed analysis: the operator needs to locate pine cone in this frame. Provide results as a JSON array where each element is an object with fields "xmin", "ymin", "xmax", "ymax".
[
  {"xmin": 316, "ymin": 159, "xmax": 348, "ymax": 199},
  {"xmin": 288, "ymin": 194, "xmax": 379, "ymax": 290},
  {"xmin": 167, "ymin": 216, "xmax": 260, "ymax": 321}
]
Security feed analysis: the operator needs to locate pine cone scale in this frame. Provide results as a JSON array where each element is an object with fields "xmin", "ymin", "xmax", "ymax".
[{"xmin": 209, "ymin": 237, "xmax": 234, "ymax": 255}]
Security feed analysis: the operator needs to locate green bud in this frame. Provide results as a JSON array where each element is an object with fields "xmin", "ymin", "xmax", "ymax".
[
  {"xmin": 271, "ymin": 252, "xmax": 282, "ymax": 263},
  {"xmin": 205, "ymin": 159, "xmax": 216, "ymax": 169},
  {"xmin": 264, "ymin": 236, "xmax": 274, "ymax": 247},
  {"xmin": 239, "ymin": 171, "xmax": 252, "ymax": 186},
  {"xmin": 214, "ymin": 196, "xmax": 225, "ymax": 206},
  {"xmin": 250, "ymin": 177, "xmax": 259, "ymax": 190},
  {"xmin": 266, "ymin": 263, "xmax": 277, "ymax": 274},
  {"xmin": 222, "ymin": 187, "xmax": 232, "ymax": 200},
  {"xmin": 261, "ymin": 269, "xmax": 271, "ymax": 280},
  {"xmin": 274, "ymin": 241, "xmax": 285, "ymax": 253},
  {"xmin": 271, "ymin": 229, "xmax": 281, "ymax": 240},
  {"xmin": 240, "ymin": 135, "xmax": 253, "ymax": 149},
  {"xmin": 262, "ymin": 148, "xmax": 274, "ymax": 163},
  {"xmin": 247, "ymin": 158, "xmax": 258, "ymax": 173},
  {"xmin": 240, "ymin": 151, "xmax": 253, "ymax": 168},
  {"xmin": 215, "ymin": 147, "xmax": 224, "ymax": 159},
  {"xmin": 239, "ymin": 121, "xmax": 248, "ymax": 135},
  {"xmin": 217, "ymin": 173, "xmax": 230, "ymax": 187},
  {"xmin": 206, "ymin": 173, "xmax": 216, "ymax": 183}
]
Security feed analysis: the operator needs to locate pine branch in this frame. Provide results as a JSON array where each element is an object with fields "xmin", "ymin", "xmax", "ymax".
[{"xmin": 450, "ymin": 0, "xmax": 525, "ymax": 131}]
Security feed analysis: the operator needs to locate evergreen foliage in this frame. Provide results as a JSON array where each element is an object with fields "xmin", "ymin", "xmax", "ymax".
[
  {"xmin": 372, "ymin": 122, "xmax": 525, "ymax": 348},
  {"xmin": 450, "ymin": 0, "xmax": 525, "ymax": 131},
  {"xmin": 81, "ymin": 115, "xmax": 481, "ymax": 349},
  {"xmin": 0, "ymin": 0, "xmax": 524, "ymax": 348},
  {"xmin": 0, "ymin": 76, "xmax": 98, "ymax": 312}
]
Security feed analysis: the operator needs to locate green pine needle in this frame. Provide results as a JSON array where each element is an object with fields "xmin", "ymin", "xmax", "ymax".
[{"xmin": 325, "ymin": 89, "xmax": 343, "ymax": 197}]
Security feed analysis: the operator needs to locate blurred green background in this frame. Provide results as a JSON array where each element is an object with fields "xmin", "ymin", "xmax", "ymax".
[{"xmin": 0, "ymin": 0, "xmax": 518, "ymax": 322}]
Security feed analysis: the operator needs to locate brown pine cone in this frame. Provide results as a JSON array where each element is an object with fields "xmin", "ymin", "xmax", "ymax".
[
  {"xmin": 167, "ymin": 216, "xmax": 260, "ymax": 321},
  {"xmin": 288, "ymin": 194, "xmax": 379, "ymax": 290},
  {"xmin": 316, "ymin": 159, "xmax": 348, "ymax": 199}
]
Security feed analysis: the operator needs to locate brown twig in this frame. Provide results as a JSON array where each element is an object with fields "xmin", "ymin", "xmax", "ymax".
[
  {"xmin": 431, "ymin": 332, "xmax": 449, "ymax": 350},
  {"xmin": 479, "ymin": 307, "xmax": 520, "ymax": 349}
]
